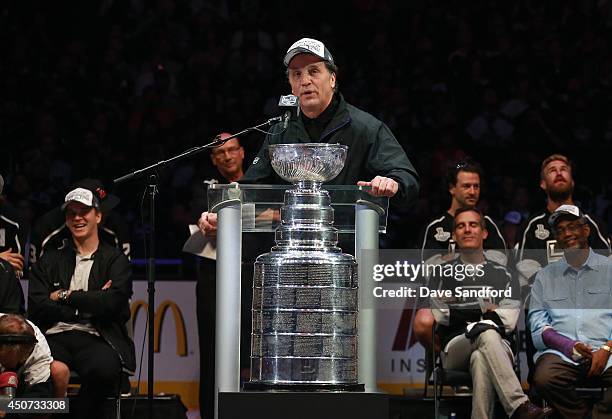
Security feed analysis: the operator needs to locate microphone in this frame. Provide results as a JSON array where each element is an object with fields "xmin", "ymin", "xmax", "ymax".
[
  {"xmin": 0, "ymin": 371, "xmax": 18, "ymax": 398},
  {"xmin": 278, "ymin": 95, "xmax": 299, "ymax": 130},
  {"xmin": 282, "ymin": 110, "xmax": 291, "ymax": 129}
]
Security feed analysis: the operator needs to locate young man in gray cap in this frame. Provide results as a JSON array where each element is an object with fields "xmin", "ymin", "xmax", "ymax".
[
  {"xmin": 28, "ymin": 186, "xmax": 135, "ymax": 419},
  {"xmin": 29, "ymin": 178, "xmax": 131, "ymax": 266},
  {"xmin": 528, "ymin": 204, "xmax": 612, "ymax": 418}
]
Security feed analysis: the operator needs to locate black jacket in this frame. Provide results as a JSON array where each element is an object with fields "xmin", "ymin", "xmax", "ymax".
[
  {"xmin": 0, "ymin": 204, "xmax": 25, "ymax": 256},
  {"xmin": 241, "ymin": 93, "xmax": 420, "ymax": 207},
  {"xmin": 430, "ymin": 257, "xmax": 520, "ymax": 350},
  {"xmin": 28, "ymin": 241, "xmax": 136, "ymax": 373},
  {"xmin": 0, "ymin": 259, "xmax": 24, "ymax": 314}
]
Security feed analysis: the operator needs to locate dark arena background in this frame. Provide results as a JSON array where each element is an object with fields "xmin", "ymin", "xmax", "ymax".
[{"xmin": 2, "ymin": 1, "xmax": 612, "ymax": 418}]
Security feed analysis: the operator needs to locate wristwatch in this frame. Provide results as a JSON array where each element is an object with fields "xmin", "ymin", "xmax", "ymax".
[
  {"xmin": 601, "ymin": 344, "xmax": 612, "ymax": 353},
  {"xmin": 58, "ymin": 289, "xmax": 70, "ymax": 302}
]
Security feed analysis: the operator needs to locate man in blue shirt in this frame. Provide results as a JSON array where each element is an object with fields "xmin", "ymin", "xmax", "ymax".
[{"xmin": 528, "ymin": 204, "xmax": 612, "ymax": 418}]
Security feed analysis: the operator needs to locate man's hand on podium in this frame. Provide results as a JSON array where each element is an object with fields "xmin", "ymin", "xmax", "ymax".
[
  {"xmin": 357, "ymin": 176, "xmax": 398, "ymax": 198},
  {"xmin": 198, "ymin": 212, "xmax": 218, "ymax": 238}
]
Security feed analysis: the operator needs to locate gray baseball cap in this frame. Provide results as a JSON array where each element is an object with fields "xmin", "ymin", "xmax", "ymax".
[
  {"xmin": 548, "ymin": 204, "xmax": 584, "ymax": 227},
  {"xmin": 283, "ymin": 38, "xmax": 334, "ymax": 67}
]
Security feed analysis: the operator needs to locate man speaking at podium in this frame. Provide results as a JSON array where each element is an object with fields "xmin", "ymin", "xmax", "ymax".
[
  {"xmin": 196, "ymin": 38, "xmax": 420, "ymax": 417},
  {"xmin": 199, "ymin": 37, "xmax": 420, "ymax": 233},
  {"xmin": 239, "ymin": 37, "xmax": 419, "ymax": 203}
]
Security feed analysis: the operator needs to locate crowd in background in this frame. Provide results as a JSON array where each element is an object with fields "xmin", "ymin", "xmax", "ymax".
[{"xmin": 4, "ymin": 0, "xmax": 612, "ymax": 266}]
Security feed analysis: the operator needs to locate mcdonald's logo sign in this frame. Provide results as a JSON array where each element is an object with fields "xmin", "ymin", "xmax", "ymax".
[{"xmin": 131, "ymin": 300, "xmax": 188, "ymax": 356}]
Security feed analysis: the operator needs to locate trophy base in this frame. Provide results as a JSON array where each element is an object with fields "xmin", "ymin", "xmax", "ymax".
[
  {"xmin": 219, "ymin": 390, "xmax": 388, "ymax": 419},
  {"xmin": 243, "ymin": 382, "xmax": 365, "ymax": 392}
]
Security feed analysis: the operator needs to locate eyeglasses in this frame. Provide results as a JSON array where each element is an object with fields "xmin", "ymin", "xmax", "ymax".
[
  {"xmin": 211, "ymin": 146, "xmax": 242, "ymax": 157},
  {"xmin": 554, "ymin": 221, "xmax": 586, "ymax": 236}
]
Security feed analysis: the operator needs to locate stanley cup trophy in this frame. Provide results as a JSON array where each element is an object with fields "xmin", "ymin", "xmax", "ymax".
[{"xmin": 246, "ymin": 143, "xmax": 364, "ymax": 391}]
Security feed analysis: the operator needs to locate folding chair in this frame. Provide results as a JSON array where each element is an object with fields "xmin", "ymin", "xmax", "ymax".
[
  {"xmin": 432, "ymin": 324, "xmax": 521, "ymax": 419},
  {"xmin": 541, "ymin": 376, "xmax": 608, "ymax": 412}
]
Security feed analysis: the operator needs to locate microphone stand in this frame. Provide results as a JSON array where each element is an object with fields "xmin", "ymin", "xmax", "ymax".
[{"xmin": 113, "ymin": 115, "xmax": 281, "ymax": 419}]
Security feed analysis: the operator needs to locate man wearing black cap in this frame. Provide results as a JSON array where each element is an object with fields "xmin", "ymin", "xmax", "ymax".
[
  {"xmin": 528, "ymin": 204, "xmax": 612, "ymax": 418},
  {"xmin": 28, "ymin": 185, "xmax": 135, "ymax": 419},
  {"xmin": 239, "ymin": 37, "xmax": 419, "ymax": 202},
  {"xmin": 413, "ymin": 160, "xmax": 507, "ymax": 352},
  {"xmin": 29, "ymin": 178, "xmax": 131, "ymax": 266}
]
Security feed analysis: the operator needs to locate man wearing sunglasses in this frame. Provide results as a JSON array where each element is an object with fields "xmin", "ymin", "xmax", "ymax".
[
  {"xmin": 414, "ymin": 160, "xmax": 507, "ymax": 351},
  {"xmin": 528, "ymin": 204, "xmax": 612, "ymax": 418},
  {"xmin": 431, "ymin": 208, "xmax": 548, "ymax": 419},
  {"xmin": 421, "ymin": 160, "xmax": 507, "ymax": 266}
]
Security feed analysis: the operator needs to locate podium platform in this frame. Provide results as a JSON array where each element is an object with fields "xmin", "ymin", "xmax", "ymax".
[
  {"xmin": 208, "ymin": 184, "xmax": 389, "ymax": 414},
  {"xmin": 218, "ymin": 391, "xmax": 388, "ymax": 419}
]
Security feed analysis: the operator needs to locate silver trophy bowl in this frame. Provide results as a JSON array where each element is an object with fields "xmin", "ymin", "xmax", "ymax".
[
  {"xmin": 269, "ymin": 143, "xmax": 348, "ymax": 184},
  {"xmin": 247, "ymin": 142, "xmax": 362, "ymax": 391}
]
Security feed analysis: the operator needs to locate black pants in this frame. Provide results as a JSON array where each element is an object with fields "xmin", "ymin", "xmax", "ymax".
[
  {"xmin": 533, "ymin": 353, "xmax": 612, "ymax": 419},
  {"xmin": 46, "ymin": 330, "xmax": 121, "ymax": 419},
  {"xmin": 10, "ymin": 378, "xmax": 53, "ymax": 419},
  {"xmin": 196, "ymin": 258, "xmax": 253, "ymax": 419}
]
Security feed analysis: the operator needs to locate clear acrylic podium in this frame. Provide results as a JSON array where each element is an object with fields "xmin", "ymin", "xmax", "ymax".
[{"xmin": 208, "ymin": 184, "xmax": 388, "ymax": 418}]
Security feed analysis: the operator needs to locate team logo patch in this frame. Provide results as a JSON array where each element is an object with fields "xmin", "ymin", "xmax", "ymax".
[
  {"xmin": 546, "ymin": 239, "xmax": 564, "ymax": 263},
  {"xmin": 434, "ymin": 227, "xmax": 450, "ymax": 242},
  {"xmin": 252, "ymin": 157, "xmax": 260, "ymax": 165},
  {"xmin": 535, "ymin": 224, "xmax": 550, "ymax": 240}
]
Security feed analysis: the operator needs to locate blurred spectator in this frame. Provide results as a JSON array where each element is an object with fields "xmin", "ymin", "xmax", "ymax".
[
  {"xmin": 502, "ymin": 210, "xmax": 522, "ymax": 249},
  {"xmin": 0, "ymin": 174, "xmax": 25, "ymax": 278}
]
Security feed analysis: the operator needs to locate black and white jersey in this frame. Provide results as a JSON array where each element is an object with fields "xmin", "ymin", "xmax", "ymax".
[
  {"xmin": 0, "ymin": 258, "xmax": 25, "ymax": 314},
  {"xmin": 0, "ymin": 205, "xmax": 25, "ymax": 256},
  {"xmin": 420, "ymin": 212, "xmax": 508, "ymax": 265},
  {"xmin": 515, "ymin": 209, "xmax": 611, "ymax": 285},
  {"xmin": 29, "ymin": 207, "xmax": 131, "ymax": 266},
  {"xmin": 429, "ymin": 257, "xmax": 520, "ymax": 349}
]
